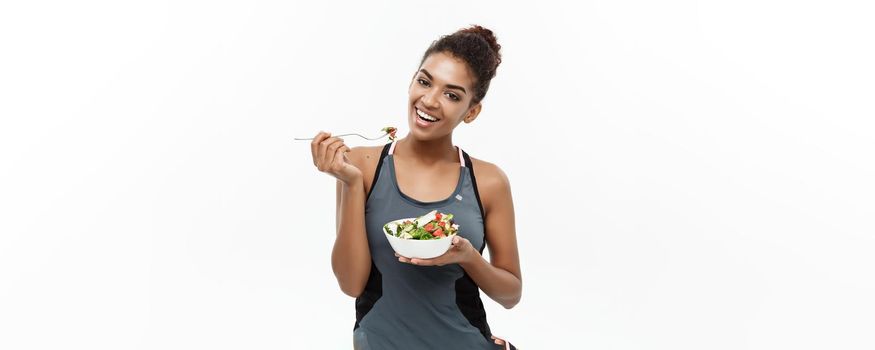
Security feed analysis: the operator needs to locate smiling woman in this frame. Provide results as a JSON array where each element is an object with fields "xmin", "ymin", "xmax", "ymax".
[{"xmin": 309, "ymin": 24, "xmax": 520, "ymax": 350}]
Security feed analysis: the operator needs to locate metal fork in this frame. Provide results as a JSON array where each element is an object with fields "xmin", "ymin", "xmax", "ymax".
[{"xmin": 294, "ymin": 131, "xmax": 389, "ymax": 141}]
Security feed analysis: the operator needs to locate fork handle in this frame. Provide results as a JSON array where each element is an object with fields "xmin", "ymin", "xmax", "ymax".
[
  {"xmin": 293, "ymin": 133, "xmax": 356, "ymax": 140},
  {"xmin": 294, "ymin": 132, "xmax": 384, "ymax": 141}
]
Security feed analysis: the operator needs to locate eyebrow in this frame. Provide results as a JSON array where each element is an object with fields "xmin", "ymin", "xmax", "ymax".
[{"xmin": 419, "ymin": 69, "xmax": 467, "ymax": 94}]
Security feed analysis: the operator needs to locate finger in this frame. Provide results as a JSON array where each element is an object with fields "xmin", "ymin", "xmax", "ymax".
[
  {"xmin": 318, "ymin": 137, "xmax": 342, "ymax": 171},
  {"xmin": 332, "ymin": 144, "xmax": 350, "ymax": 171},
  {"xmin": 410, "ymin": 257, "xmax": 442, "ymax": 266},
  {"xmin": 310, "ymin": 131, "xmax": 329, "ymax": 164},
  {"xmin": 339, "ymin": 145, "xmax": 352, "ymax": 164},
  {"xmin": 450, "ymin": 236, "xmax": 464, "ymax": 251},
  {"xmin": 318, "ymin": 136, "xmax": 338, "ymax": 164},
  {"xmin": 491, "ymin": 336, "xmax": 506, "ymax": 345},
  {"xmin": 398, "ymin": 256, "xmax": 426, "ymax": 265},
  {"xmin": 313, "ymin": 132, "xmax": 331, "ymax": 170},
  {"xmin": 324, "ymin": 138, "xmax": 346, "ymax": 171}
]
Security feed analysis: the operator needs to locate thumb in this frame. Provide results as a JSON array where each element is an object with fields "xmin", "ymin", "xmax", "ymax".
[{"xmin": 452, "ymin": 236, "xmax": 468, "ymax": 251}]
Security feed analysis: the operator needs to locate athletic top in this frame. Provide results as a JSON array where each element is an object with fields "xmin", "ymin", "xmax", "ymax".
[{"xmin": 352, "ymin": 140, "xmax": 505, "ymax": 349}]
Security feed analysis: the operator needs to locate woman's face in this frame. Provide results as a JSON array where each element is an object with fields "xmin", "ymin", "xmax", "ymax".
[{"xmin": 407, "ymin": 51, "xmax": 481, "ymax": 141}]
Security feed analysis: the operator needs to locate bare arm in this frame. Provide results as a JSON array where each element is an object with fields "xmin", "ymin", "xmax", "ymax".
[
  {"xmin": 331, "ymin": 149, "xmax": 371, "ymax": 298},
  {"xmin": 459, "ymin": 164, "xmax": 522, "ymax": 309},
  {"xmin": 310, "ymin": 131, "xmax": 371, "ymax": 298}
]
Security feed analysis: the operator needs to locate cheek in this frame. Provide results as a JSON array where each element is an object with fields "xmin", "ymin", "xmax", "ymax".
[{"xmin": 409, "ymin": 86, "xmax": 421, "ymax": 98}]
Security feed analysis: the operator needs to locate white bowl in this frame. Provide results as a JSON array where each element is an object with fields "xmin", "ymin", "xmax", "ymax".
[{"xmin": 383, "ymin": 217, "xmax": 454, "ymax": 259}]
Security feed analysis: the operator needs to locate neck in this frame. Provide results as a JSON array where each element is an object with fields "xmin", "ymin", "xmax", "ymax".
[{"xmin": 395, "ymin": 134, "xmax": 457, "ymax": 165}]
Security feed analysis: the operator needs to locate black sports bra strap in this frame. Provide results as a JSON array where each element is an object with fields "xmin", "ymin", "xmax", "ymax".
[
  {"xmin": 380, "ymin": 141, "xmax": 392, "ymax": 158},
  {"xmin": 366, "ymin": 142, "xmax": 393, "ymax": 202},
  {"xmin": 460, "ymin": 149, "xmax": 486, "ymax": 253},
  {"xmin": 461, "ymin": 149, "xmax": 474, "ymax": 168}
]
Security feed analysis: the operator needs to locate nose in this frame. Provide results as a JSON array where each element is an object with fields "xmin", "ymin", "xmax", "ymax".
[{"xmin": 420, "ymin": 89, "xmax": 441, "ymax": 109}]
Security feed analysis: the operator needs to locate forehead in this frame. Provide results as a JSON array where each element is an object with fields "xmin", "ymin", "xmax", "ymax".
[{"xmin": 419, "ymin": 52, "xmax": 474, "ymax": 88}]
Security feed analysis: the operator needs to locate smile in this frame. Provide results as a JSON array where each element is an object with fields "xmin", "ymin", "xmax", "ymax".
[{"xmin": 415, "ymin": 107, "xmax": 440, "ymax": 122}]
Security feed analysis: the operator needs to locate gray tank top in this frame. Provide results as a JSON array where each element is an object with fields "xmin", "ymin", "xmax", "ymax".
[{"xmin": 353, "ymin": 140, "xmax": 504, "ymax": 349}]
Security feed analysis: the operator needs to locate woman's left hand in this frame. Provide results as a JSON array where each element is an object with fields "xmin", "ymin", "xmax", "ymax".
[{"xmin": 395, "ymin": 235, "xmax": 476, "ymax": 266}]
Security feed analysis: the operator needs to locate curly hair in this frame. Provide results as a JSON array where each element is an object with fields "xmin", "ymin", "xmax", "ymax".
[{"xmin": 419, "ymin": 24, "xmax": 502, "ymax": 107}]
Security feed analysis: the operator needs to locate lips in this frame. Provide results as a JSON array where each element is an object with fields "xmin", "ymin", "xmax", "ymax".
[
  {"xmin": 415, "ymin": 113, "xmax": 436, "ymax": 127},
  {"xmin": 415, "ymin": 106, "xmax": 440, "ymax": 122}
]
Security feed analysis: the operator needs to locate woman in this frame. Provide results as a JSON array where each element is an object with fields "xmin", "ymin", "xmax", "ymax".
[{"xmin": 310, "ymin": 25, "xmax": 521, "ymax": 349}]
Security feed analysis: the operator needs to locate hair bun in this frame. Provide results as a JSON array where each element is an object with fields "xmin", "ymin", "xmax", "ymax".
[
  {"xmin": 421, "ymin": 25, "xmax": 503, "ymax": 105},
  {"xmin": 459, "ymin": 25, "xmax": 502, "ymax": 69}
]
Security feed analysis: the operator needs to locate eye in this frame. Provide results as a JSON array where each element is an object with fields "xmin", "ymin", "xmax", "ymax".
[
  {"xmin": 446, "ymin": 93, "xmax": 460, "ymax": 101},
  {"xmin": 417, "ymin": 78, "xmax": 430, "ymax": 86}
]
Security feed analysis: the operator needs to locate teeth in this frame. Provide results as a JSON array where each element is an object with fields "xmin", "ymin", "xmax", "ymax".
[{"xmin": 416, "ymin": 108, "xmax": 438, "ymax": 122}]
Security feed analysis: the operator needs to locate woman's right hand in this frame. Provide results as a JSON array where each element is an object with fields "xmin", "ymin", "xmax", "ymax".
[{"xmin": 310, "ymin": 131, "xmax": 362, "ymax": 186}]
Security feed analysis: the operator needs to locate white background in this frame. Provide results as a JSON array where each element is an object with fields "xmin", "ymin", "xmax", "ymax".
[{"xmin": 2, "ymin": 1, "xmax": 873, "ymax": 349}]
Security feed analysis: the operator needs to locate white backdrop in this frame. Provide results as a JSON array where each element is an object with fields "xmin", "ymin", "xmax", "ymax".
[{"xmin": 2, "ymin": 1, "xmax": 873, "ymax": 349}]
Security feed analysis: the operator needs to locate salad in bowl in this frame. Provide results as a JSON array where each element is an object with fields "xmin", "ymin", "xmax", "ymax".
[{"xmin": 383, "ymin": 210, "xmax": 460, "ymax": 259}]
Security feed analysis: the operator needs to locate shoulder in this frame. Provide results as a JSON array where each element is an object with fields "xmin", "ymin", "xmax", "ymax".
[
  {"xmin": 469, "ymin": 156, "xmax": 510, "ymax": 187},
  {"xmin": 346, "ymin": 144, "xmax": 389, "ymax": 194},
  {"xmin": 468, "ymin": 156, "xmax": 512, "ymax": 213},
  {"xmin": 346, "ymin": 144, "xmax": 385, "ymax": 167}
]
